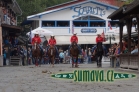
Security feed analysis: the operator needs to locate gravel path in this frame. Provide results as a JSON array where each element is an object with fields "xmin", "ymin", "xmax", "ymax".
[{"xmin": 0, "ymin": 63, "xmax": 139, "ymax": 92}]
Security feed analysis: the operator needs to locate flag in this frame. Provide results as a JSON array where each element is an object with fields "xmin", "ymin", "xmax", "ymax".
[
  {"xmin": 71, "ymin": 21, "xmax": 74, "ymax": 34},
  {"xmin": 101, "ymin": 30, "xmax": 106, "ymax": 42},
  {"xmin": 108, "ymin": 22, "xmax": 112, "ymax": 30}
]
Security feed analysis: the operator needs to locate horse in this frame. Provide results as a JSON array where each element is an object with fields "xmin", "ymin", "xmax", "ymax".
[
  {"xmin": 93, "ymin": 42, "xmax": 104, "ymax": 68},
  {"xmin": 47, "ymin": 45, "xmax": 56, "ymax": 67},
  {"xmin": 32, "ymin": 42, "xmax": 42, "ymax": 67},
  {"xmin": 70, "ymin": 41, "xmax": 80, "ymax": 68}
]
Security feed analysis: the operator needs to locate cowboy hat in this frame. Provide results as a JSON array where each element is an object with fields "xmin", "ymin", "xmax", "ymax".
[
  {"xmin": 51, "ymin": 34, "xmax": 54, "ymax": 36},
  {"xmin": 73, "ymin": 32, "xmax": 77, "ymax": 35},
  {"xmin": 35, "ymin": 33, "xmax": 39, "ymax": 35}
]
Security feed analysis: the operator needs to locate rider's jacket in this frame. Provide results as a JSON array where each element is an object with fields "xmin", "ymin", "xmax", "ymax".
[
  {"xmin": 96, "ymin": 36, "xmax": 103, "ymax": 43},
  {"xmin": 70, "ymin": 36, "xmax": 78, "ymax": 43},
  {"xmin": 31, "ymin": 36, "xmax": 41, "ymax": 45},
  {"xmin": 48, "ymin": 38, "xmax": 56, "ymax": 45}
]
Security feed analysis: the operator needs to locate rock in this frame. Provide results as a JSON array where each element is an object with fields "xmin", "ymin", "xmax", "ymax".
[
  {"xmin": 117, "ymin": 85, "xmax": 121, "ymax": 87},
  {"xmin": 42, "ymin": 70, "xmax": 48, "ymax": 73}
]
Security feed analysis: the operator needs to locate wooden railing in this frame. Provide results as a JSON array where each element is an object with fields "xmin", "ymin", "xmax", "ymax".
[
  {"xmin": 120, "ymin": 54, "xmax": 138, "ymax": 69},
  {"xmin": 10, "ymin": 56, "xmax": 22, "ymax": 66}
]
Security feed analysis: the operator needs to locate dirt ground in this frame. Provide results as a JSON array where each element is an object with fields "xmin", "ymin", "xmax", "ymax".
[{"xmin": 0, "ymin": 63, "xmax": 139, "ymax": 92}]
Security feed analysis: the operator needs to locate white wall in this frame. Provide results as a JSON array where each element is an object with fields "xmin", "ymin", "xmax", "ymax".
[{"xmin": 28, "ymin": 2, "xmax": 116, "ymax": 21}]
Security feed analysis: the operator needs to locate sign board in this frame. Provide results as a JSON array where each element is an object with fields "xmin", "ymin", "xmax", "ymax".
[{"xmin": 81, "ymin": 28, "xmax": 97, "ymax": 33}]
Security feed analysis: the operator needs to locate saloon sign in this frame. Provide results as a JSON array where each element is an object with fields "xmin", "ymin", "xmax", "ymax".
[{"xmin": 72, "ymin": 6, "xmax": 106, "ymax": 18}]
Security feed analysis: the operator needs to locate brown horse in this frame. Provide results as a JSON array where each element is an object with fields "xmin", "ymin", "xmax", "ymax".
[
  {"xmin": 47, "ymin": 45, "xmax": 56, "ymax": 67},
  {"xmin": 70, "ymin": 41, "xmax": 79, "ymax": 68},
  {"xmin": 32, "ymin": 43, "xmax": 42, "ymax": 67}
]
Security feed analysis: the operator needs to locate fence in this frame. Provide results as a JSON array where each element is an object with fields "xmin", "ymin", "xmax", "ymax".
[{"xmin": 10, "ymin": 56, "xmax": 22, "ymax": 66}]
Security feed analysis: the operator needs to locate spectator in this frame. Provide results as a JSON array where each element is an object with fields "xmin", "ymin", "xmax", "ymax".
[
  {"xmin": 3, "ymin": 48, "xmax": 6, "ymax": 66},
  {"xmin": 14, "ymin": 36, "xmax": 18, "ymax": 47},
  {"xmin": 87, "ymin": 48, "xmax": 92, "ymax": 64},
  {"xmin": 131, "ymin": 45, "xmax": 138, "ymax": 54},
  {"xmin": 59, "ymin": 51, "xmax": 64, "ymax": 63}
]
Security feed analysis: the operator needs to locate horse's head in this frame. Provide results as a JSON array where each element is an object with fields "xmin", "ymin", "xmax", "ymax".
[
  {"xmin": 70, "ymin": 41, "xmax": 79, "ymax": 57},
  {"xmin": 34, "ymin": 42, "xmax": 40, "ymax": 50},
  {"xmin": 48, "ymin": 45, "xmax": 55, "ymax": 56},
  {"xmin": 97, "ymin": 42, "xmax": 103, "ymax": 51},
  {"xmin": 71, "ymin": 41, "xmax": 77, "ymax": 48}
]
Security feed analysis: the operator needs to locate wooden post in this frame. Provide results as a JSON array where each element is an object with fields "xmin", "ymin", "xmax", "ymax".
[
  {"xmin": 119, "ymin": 21, "xmax": 123, "ymax": 67},
  {"xmin": 119, "ymin": 21, "xmax": 123, "ymax": 53},
  {"xmin": 136, "ymin": 14, "xmax": 139, "ymax": 71},
  {"xmin": 0, "ymin": 19, "xmax": 3, "ymax": 66},
  {"xmin": 126, "ymin": 17, "xmax": 132, "ymax": 69},
  {"xmin": 126, "ymin": 17, "xmax": 132, "ymax": 53}
]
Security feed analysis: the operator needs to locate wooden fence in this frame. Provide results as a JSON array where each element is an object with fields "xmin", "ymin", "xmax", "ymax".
[
  {"xmin": 120, "ymin": 54, "xmax": 139, "ymax": 70},
  {"xmin": 10, "ymin": 56, "xmax": 22, "ymax": 66}
]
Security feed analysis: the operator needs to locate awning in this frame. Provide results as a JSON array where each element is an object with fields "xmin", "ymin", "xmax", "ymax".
[
  {"xmin": 54, "ymin": 35, "xmax": 120, "ymax": 45},
  {"xmin": 21, "ymin": 19, "xmax": 33, "ymax": 26}
]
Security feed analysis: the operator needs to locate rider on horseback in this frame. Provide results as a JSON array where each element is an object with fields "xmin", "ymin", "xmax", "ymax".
[
  {"xmin": 68, "ymin": 32, "xmax": 82, "ymax": 55},
  {"xmin": 92, "ymin": 34, "xmax": 106, "ymax": 55},
  {"xmin": 47, "ymin": 35, "xmax": 59, "ymax": 56},
  {"xmin": 31, "ymin": 33, "xmax": 43, "ymax": 51}
]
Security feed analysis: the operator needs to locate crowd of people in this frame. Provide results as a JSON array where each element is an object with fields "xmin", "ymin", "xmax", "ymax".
[
  {"xmin": 2, "ymin": 30, "xmax": 138, "ymax": 67},
  {"xmin": 0, "ymin": 0, "xmax": 16, "ymax": 25},
  {"xmin": 107, "ymin": 38, "xmax": 138, "ymax": 67}
]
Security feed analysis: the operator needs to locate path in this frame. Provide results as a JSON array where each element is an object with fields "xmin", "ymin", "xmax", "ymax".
[{"xmin": 0, "ymin": 63, "xmax": 139, "ymax": 92}]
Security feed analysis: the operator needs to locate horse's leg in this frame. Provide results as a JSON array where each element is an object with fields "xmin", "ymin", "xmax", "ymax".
[
  {"xmin": 34, "ymin": 57, "xmax": 37, "ymax": 67},
  {"xmin": 36, "ymin": 57, "xmax": 39, "ymax": 67},
  {"xmin": 52, "ymin": 57, "xmax": 54, "ymax": 67},
  {"xmin": 72, "ymin": 57, "xmax": 74, "ymax": 68},
  {"xmin": 96, "ymin": 56, "xmax": 99, "ymax": 68},
  {"xmin": 39, "ymin": 57, "xmax": 41, "ymax": 67},
  {"xmin": 99, "ymin": 55, "xmax": 103, "ymax": 67},
  {"xmin": 98, "ymin": 55, "xmax": 101, "ymax": 68},
  {"xmin": 75, "ymin": 57, "xmax": 79, "ymax": 68},
  {"xmin": 50, "ymin": 58, "xmax": 52, "ymax": 67}
]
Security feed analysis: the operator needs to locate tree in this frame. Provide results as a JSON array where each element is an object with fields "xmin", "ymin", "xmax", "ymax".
[
  {"xmin": 16, "ymin": 0, "xmax": 71, "ymax": 35},
  {"xmin": 16, "ymin": 0, "xmax": 71, "ymax": 25}
]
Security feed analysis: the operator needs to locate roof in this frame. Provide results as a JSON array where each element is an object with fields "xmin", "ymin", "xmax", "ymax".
[
  {"xmin": 1, "ymin": 24, "xmax": 22, "ymax": 31},
  {"xmin": 107, "ymin": 4, "xmax": 133, "ymax": 20},
  {"xmin": 46, "ymin": 0, "xmax": 84, "ymax": 11},
  {"xmin": 27, "ymin": 0, "xmax": 119, "ymax": 20},
  {"xmin": 123, "ymin": 0, "xmax": 139, "ymax": 14}
]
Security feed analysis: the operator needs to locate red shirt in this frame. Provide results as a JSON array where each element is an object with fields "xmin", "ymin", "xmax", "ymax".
[
  {"xmin": 48, "ymin": 38, "xmax": 56, "ymax": 45},
  {"xmin": 31, "ymin": 37, "xmax": 41, "ymax": 45},
  {"xmin": 70, "ymin": 36, "xmax": 78, "ymax": 43},
  {"xmin": 96, "ymin": 36, "xmax": 103, "ymax": 43}
]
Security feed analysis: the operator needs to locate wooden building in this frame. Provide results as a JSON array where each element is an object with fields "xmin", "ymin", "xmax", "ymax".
[
  {"xmin": 108, "ymin": 0, "xmax": 139, "ymax": 70},
  {"xmin": 0, "ymin": 0, "xmax": 22, "ymax": 66}
]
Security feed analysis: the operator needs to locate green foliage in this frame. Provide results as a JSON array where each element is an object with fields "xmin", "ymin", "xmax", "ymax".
[
  {"xmin": 16, "ymin": 0, "xmax": 71, "ymax": 24},
  {"xmin": 124, "ymin": 0, "xmax": 134, "ymax": 4}
]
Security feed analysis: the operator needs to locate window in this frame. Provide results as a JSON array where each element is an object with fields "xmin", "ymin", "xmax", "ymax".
[
  {"xmin": 73, "ymin": 21, "xmax": 88, "ymax": 27},
  {"xmin": 109, "ymin": 21, "xmax": 119, "ymax": 27},
  {"xmin": 90, "ymin": 21, "xmax": 105, "ymax": 27},
  {"xmin": 57, "ymin": 21, "xmax": 69, "ymax": 27},
  {"xmin": 42, "ymin": 21, "xmax": 55, "ymax": 27},
  {"xmin": 75, "ymin": 15, "xmax": 103, "ymax": 20},
  {"xmin": 74, "ymin": 15, "xmax": 105, "ymax": 27}
]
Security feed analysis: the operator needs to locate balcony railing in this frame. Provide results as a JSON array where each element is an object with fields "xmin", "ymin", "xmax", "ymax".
[{"xmin": 2, "ymin": 15, "xmax": 16, "ymax": 26}]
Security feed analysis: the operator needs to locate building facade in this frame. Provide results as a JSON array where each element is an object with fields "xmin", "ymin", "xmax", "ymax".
[{"xmin": 27, "ymin": 0, "xmax": 119, "ymax": 45}]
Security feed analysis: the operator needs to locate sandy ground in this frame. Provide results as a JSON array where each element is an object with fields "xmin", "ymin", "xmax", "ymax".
[{"xmin": 0, "ymin": 63, "xmax": 139, "ymax": 92}]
